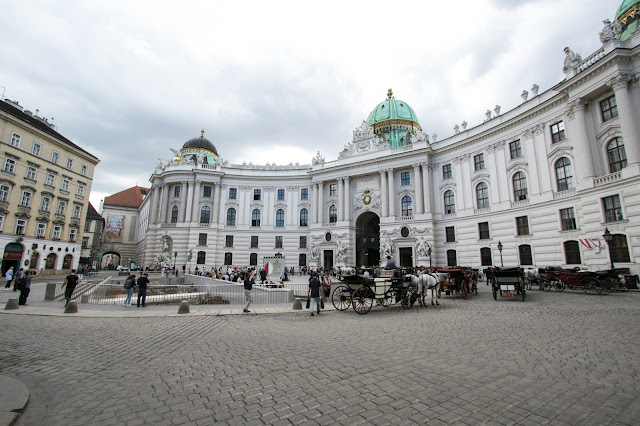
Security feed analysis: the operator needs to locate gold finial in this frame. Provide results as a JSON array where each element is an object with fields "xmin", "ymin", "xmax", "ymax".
[
  {"xmin": 387, "ymin": 88, "xmax": 393, "ymax": 99},
  {"xmin": 200, "ymin": 129, "xmax": 205, "ymax": 137}
]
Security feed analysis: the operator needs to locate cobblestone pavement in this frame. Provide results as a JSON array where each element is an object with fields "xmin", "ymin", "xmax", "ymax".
[{"xmin": 1, "ymin": 285, "xmax": 639, "ymax": 425}]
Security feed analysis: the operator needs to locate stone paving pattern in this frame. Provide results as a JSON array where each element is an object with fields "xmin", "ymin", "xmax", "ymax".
[{"xmin": 1, "ymin": 285, "xmax": 639, "ymax": 425}]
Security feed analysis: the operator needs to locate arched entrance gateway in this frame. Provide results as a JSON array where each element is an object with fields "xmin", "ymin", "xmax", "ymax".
[
  {"xmin": 2, "ymin": 243, "xmax": 24, "ymax": 275},
  {"xmin": 355, "ymin": 212, "xmax": 380, "ymax": 268}
]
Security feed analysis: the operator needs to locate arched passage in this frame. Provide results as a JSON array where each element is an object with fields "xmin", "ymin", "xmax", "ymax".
[
  {"xmin": 355, "ymin": 212, "xmax": 380, "ymax": 267},
  {"xmin": 2, "ymin": 243, "xmax": 24, "ymax": 275}
]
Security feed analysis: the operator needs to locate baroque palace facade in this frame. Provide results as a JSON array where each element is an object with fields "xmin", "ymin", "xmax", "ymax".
[{"xmin": 104, "ymin": 1, "xmax": 640, "ymax": 275}]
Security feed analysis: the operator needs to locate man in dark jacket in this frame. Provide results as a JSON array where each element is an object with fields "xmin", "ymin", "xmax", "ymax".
[
  {"xmin": 243, "ymin": 272, "xmax": 255, "ymax": 313},
  {"xmin": 61, "ymin": 269, "xmax": 80, "ymax": 307},
  {"xmin": 136, "ymin": 273, "xmax": 150, "ymax": 307},
  {"xmin": 308, "ymin": 272, "xmax": 322, "ymax": 316}
]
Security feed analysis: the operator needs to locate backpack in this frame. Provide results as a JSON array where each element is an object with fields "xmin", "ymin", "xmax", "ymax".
[
  {"xmin": 14, "ymin": 277, "xmax": 25, "ymax": 291},
  {"xmin": 124, "ymin": 279, "xmax": 133, "ymax": 290}
]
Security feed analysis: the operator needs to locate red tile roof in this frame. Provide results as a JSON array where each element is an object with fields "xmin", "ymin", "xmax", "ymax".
[{"xmin": 103, "ymin": 186, "xmax": 149, "ymax": 209}]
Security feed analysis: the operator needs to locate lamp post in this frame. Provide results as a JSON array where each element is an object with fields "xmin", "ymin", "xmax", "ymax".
[
  {"xmin": 497, "ymin": 241, "xmax": 504, "ymax": 267},
  {"xmin": 174, "ymin": 251, "xmax": 178, "ymax": 275},
  {"xmin": 427, "ymin": 246, "xmax": 432, "ymax": 268},
  {"xmin": 603, "ymin": 228, "xmax": 614, "ymax": 269}
]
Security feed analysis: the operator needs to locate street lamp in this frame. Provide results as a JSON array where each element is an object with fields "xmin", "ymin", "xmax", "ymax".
[
  {"xmin": 427, "ymin": 246, "xmax": 432, "ymax": 268},
  {"xmin": 174, "ymin": 251, "xmax": 178, "ymax": 275},
  {"xmin": 497, "ymin": 241, "xmax": 504, "ymax": 267},
  {"xmin": 603, "ymin": 228, "xmax": 614, "ymax": 269}
]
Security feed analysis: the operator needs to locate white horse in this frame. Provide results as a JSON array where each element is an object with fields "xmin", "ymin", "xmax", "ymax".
[
  {"xmin": 411, "ymin": 272, "xmax": 448, "ymax": 306},
  {"xmin": 524, "ymin": 267, "xmax": 539, "ymax": 290}
]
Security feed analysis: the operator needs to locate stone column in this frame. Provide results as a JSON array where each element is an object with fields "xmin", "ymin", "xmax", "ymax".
[
  {"xmin": 387, "ymin": 169, "xmax": 395, "ymax": 216},
  {"xmin": 522, "ymin": 130, "xmax": 541, "ymax": 196},
  {"xmin": 191, "ymin": 181, "xmax": 201, "ymax": 222},
  {"xmin": 317, "ymin": 182, "xmax": 324, "ymax": 224},
  {"xmin": 486, "ymin": 145, "xmax": 501, "ymax": 204},
  {"xmin": 610, "ymin": 74, "xmax": 640, "ymax": 165},
  {"xmin": 344, "ymin": 177, "xmax": 351, "ymax": 220},
  {"xmin": 494, "ymin": 142, "xmax": 510, "ymax": 203},
  {"xmin": 422, "ymin": 163, "xmax": 432, "ymax": 215},
  {"xmin": 337, "ymin": 178, "xmax": 344, "ymax": 221},
  {"xmin": 150, "ymin": 185, "xmax": 160, "ymax": 224},
  {"xmin": 380, "ymin": 170, "xmax": 388, "ymax": 217},
  {"xmin": 212, "ymin": 183, "xmax": 219, "ymax": 224},
  {"xmin": 160, "ymin": 184, "xmax": 169, "ymax": 223},
  {"xmin": 185, "ymin": 181, "xmax": 194, "ymax": 224},
  {"xmin": 217, "ymin": 185, "xmax": 226, "ymax": 225},
  {"xmin": 179, "ymin": 181, "xmax": 188, "ymax": 222},
  {"xmin": 569, "ymin": 98, "xmax": 596, "ymax": 185},
  {"xmin": 413, "ymin": 164, "xmax": 423, "ymax": 215},
  {"xmin": 533, "ymin": 126, "xmax": 552, "ymax": 193},
  {"xmin": 310, "ymin": 184, "xmax": 316, "ymax": 224}
]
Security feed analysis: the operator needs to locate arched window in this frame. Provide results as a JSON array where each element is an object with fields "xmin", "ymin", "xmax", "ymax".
[
  {"xmin": 249, "ymin": 253, "xmax": 258, "ymax": 265},
  {"xmin": 63, "ymin": 254, "xmax": 73, "ymax": 269},
  {"xmin": 555, "ymin": 158, "xmax": 574, "ymax": 191},
  {"xmin": 518, "ymin": 244, "xmax": 533, "ymax": 265},
  {"xmin": 275, "ymin": 209, "xmax": 285, "ymax": 227},
  {"xmin": 197, "ymin": 250, "xmax": 206, "ymax": 265},
  {"xmin": 401, "ymin": 196, "xmax": 412, "ymax": 217},
  {"xmin": 444, "ymin": 190, "xmax": 455, "ymax": 214},
  {"xmin": 300, "ymin": 208, "xmax": 309, "ymax": 227},
  {"xmin": 563, "ymin": 241, "xmax": 581, "ymax": 264},
  {"xmin": 480, "ymin": 247, "xmax": 492, "ymax": 266},
  {"xmin": 226, "ymin": 208, "xmax": 236, "ymax": 226},
  {"xmin": 513, "ymin": 172, "xmax": 528, "ymax": 201},
  {"xmin": 299, "ymin": 253, "xmax": 307, "ymax": 266},
  {"xmin": 171, "ymin": 206, "xmax": 179, "ymax": 223},
  {"xmin": 607, "ymin": 137, "xmax": 627, "ymax": 173},
  {"xmin": 45, "ymin": 253, "xmax": 57, "ymax": 269},
  {"xmin": 251, "ymin": 209, "xmax": 261, "ymax": 227},
  {"xmin": 446, "ymin": 249, "xmax": 457, "ymax": 267},
  {"xmin": 200, "ymin": 206, "xmax": 211, "ymax": 224},
  {"xmin": 476, "ymin": 182, "xmax": 489, "ymax": 209},
  {"xmin": 329, "ymin": 205, "xmax": 337, "ymax": 223},
  {"xmin": 611, "ymin": 234, "xmax": 631, "ymax": 263}
]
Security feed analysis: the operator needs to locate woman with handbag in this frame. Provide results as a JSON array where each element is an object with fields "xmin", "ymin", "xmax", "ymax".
[{"xmin": 123, "ymin": 274, "xmax": 136, "ymax": 306}]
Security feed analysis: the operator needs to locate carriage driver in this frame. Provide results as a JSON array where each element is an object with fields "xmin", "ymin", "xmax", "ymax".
[{"xmin": 384, "ymin": 255, "xmax": 397, "ymax": 270}]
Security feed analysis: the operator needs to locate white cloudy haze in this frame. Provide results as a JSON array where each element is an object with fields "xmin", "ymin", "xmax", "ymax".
[{"xmin": 0, "ymin": 0, "xmax": 615, "ymax": 210}]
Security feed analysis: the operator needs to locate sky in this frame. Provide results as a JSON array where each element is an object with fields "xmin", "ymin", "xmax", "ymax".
[{"xmin": 0, "ymin": 0, "xmax": 616, "ymax": 210}]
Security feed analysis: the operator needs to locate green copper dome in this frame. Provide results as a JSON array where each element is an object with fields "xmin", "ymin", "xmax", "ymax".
[
  {"xmin": 366, "ymin": 89, "xmax": 422, "ymax": 148},
  {"xmin": 616, "ymin": 0, "xmax": 640, "ymax": 41}
]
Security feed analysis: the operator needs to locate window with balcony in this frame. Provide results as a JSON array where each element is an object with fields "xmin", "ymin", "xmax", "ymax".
[
  {"xmin": 170, "ymin": 206, "xmax": 179, "ymax": 223},
  {"xmin": 52, "ymin": 225, "xmax": 61, "ymax": 239},
  {"xmin": 607, "ymin": 137, "xmax": 627, "ymax": 173},
  {"xmin": 277, "ymin": 188, "xmax": 285, "ymax": 200},
  {"xmin": 329, "ymin": 205, "xmax": 337, "ymax": 223},
  {"xmin": 273, "ymin": 208, "xmax": 284, "ymax": 227},
  {"xmin": 36, "ymin": 223, "xmax": 46, "ymax": 238},
  {"xmin": 275, "ymin": 236, "xmax": 283, "ymax": 249},
  {"xmin": 228, "ymin": 187, "xmax": 237, "ymax": 199},
  {"xmin": 444, "ymin": 190, "xmax": 455, "ymax": 214},
  {"xmin": 555, "ymin": 158, "xmax": 574, "ymax": 191},
  {"xmin": 200, "ymin": 206, "xmax": 211, "ymax": 224},
  {"xmin": 251, "ymin": 209, "xmax": 261, "ymax": 226},
  {"xmin": 10, "ymin": 132, "xmax": 21, "ymax": 148},
  {"xmin": 442, "ymin": 164, "xmax": 452, "ymax": 179},
  {"xmin": 401, "ymin": 171, "xmax": 411, "ymax": 186},
  {"xmin": 478, "ymin": 222, "xmax": 490, "ymax": 240},
  {"xmin": 401, "ymin": 196, "xmax": 412, "ymax": 217},
  {"xmin": 32, "ymin": 142, "xmax": 41, "ymax": 156},
  {"xmin": 3, "ymin": 158, "xmax": 16, "ymax": 173},
  {"xmin": 560, "ymin": 207, "xmax": 576, "ymax": 231},
  {"xmin": 16, "ymin": 219, "xmax": 27, "ymax": 235},
  {"xmin": 445, "ymin": 226, "xmax": 455, "ymax": 242},
  {"xmin": 600, "ymin": 95, "xmax": 618, "ymax": 122},
  {"xmin": 20, "ymin": 191, "xmax": 32, "ymax": 207},
  {"xmin": 516, "ymin": 216, "xmax": 530, "ymax": 235},
  {"xmin": 564, "ymin": 241, "xmax": 581, "ymax": 264},
  {"xmin": 476, "ymin": 182, "xmax": 489, "ymax": 209},
  {"xmin": 550, "ymin": 121, "xmax": 566, "ymax": 143},
  {"xmin": 474, "ymin": 153, "xmax": 485, "ymax": 171},
  {"xmin": 226, "ymin": 208, "xmax": 236, "ymax": 226},
  {"xmin": 603, "ymin": 195, "xmax": 623, "ymax": 222},
  {"xmin": 300, "ymin": 208, "xmax": 309, "ymax": 226},
  {"xmin": 513, "ymin": 172, "xmax": 528, "ymax": 201}
]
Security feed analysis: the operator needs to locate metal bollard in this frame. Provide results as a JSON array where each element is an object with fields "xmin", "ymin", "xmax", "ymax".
[
  {"xmin": 292, "ymin": 298, "xmax": 302, "ymax": 310},
  {"xmin": 178, "ymin": 300, "xmax": 190, "ymax": 314},
  {"xmin": 64, "ymin": 301, "xmax": 78, "ymax": 313},
  {"xmin": 4, "ymin": 297, "xmax": 19, "ymax": 310}
]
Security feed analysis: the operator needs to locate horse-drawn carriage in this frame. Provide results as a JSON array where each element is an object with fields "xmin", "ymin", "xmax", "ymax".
[
  {"xmin": 331, "ymin": 268, "xmax": 411, "ymax": 314},
  {"xmin": 435, "ymin": 267, "xmax": 478, "ymax": 299},
  {"xmin": 539, "ymin": 267, "xmax": 627, "ymax": 294},
  {"xmin": 492, "ymin": 267, "xmax": 526, "ymax": 301}
]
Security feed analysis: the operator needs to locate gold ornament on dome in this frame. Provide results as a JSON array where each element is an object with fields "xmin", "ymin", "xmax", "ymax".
[{"xmin": 173, "ymin": 156, "xmax": 181, "ymax": 162}]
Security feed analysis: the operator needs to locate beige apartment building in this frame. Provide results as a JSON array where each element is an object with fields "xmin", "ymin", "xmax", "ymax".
[{"xmin": 0, "ymin": 98, "xmax": 99, "ymax": 274}]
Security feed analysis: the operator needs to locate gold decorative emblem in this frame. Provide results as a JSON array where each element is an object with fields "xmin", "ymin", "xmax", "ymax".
[{"xmin": 363, "ymin": 190, "xmax": 371, "ymax": 205}]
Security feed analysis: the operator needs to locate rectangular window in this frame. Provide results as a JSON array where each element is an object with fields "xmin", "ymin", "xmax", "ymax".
[
  {"xmin": 3, "ymin": 158, "xmax": 16, "ymax": 173},
  {"xmin": 77, "ymin": 183, "xmax": 85, "ymax": 196},
  {"xmin": 0, "ymin": 215, "xmax": 4, "ymax": 232},
  {"xmin": 225, "ymin": 235, "xmax": 234, "ymax": 247},
  {"xmin": 82, "ymin": 236, "xmax": 89, "ymax": 248},
  {"xmin": 61, "ymin": 178, "xmax": 70, "ymax": 192},
  {"xmin": 251, "ymin": 236, "xmax": 258, "ymax": 248},
  {"xmin": 474, "ymin": 154, "xmax": 485, "ymax": 171},
  {"xmin": 254, "ymin": 189, "xmax": 261, "ymax": 201},
  {"xmin": 516, "ymin": 216, "xmax": 530, "ymax": 235},
  {"xmin": 69, "ymin": 228, "xmax": 77, "ymax": 242},
  {"xmin": 401, "ymin": 171, "xmax": 411, "ymax": 186},
  {"xmin": 52, "ymin": 225, "xmax": 61, "ymax": 239},
  {"xmin": 442, "ymin": 164, "xmax": 452, "ymax": 179},
  {"xmin": 301, "ymin": 188, "xmax": 309, "ymax": 200},
  {"xmin": 203, "ymin": 185, "xmax": 212, "ymax": 197},
  {"xmin": 603, "ymin": 195, "xmax": 623, "ymax": 222},
  {"xmin": 81, "ymin": 164, "xmax": 87, "ymax": 176},
  {"xmin": 275, "ymin": 236, "xmax": 283, "ymax": 248},
  {"xmin": 173, "ymin": 185, "xmax": 180, "ymax": 198},
  {"xmin": 478, "ymin": 222, "xmax": 490, "ymax": 240},
  {"xmin": 299, "ymin": 236, "xmax": 307, "ymax": 248},
  {"xmin": 0, "ymin": 185, "xmax": 10, "ymax": 202},
  {"xmin": 560, "ymin": 208, "xmax": 576, "ymax": 230},
  {"xmin": 41, "ymin": 196, "xmax": 51, "ymax": 212},
  {"xmin": 26, "ymin": 166, "xmax": 37, "ymax": 180},
  {"xmin": 510, "ymin": 140, "xmax": 522, "ymax": 159},
  {"xmin": 45, "ymin": 173, "xmax": 55, "ymax": 186},
  {"xmin": 56, "ymin": 201, "xmax": 67, "ymax": 216},
  {"xmin": 32, "ymin": 142, "xmax": 41, "ymax": 156},
  {"xmin": 600, "ymin": 95, "xmax": 618, "ymax": 122},
  {"xmin": 198, "ymin": 233, "xmax": 208, "ymax": 246},
  {"xmin": 550, "ymin": 121, "xmax": 566, "ymax": 143},
  {"xmin": 16, "ymin": 219, "xmax": 27, "ymax": 235},
  {"xmin": 72, "ymin": 205, "xmax": 82, "ymax": 219},
  {"xmin": 329, "ymin": 184, "xmax": 337, "ymax": 197},
  {"xmin": 36, "ymin": 223, "xmax": 46, "ymax": 238},
  {"xmin": 20, "ymin": 191, "xmax": 32, "ymax": 207},
  {"xmin": 277, "ymin": 189, "xmax": 285, "ymax": 201},
  {"xmin": 228, "ymin": 188, "xmax": 237, "ymax": 199},
  {"xmin": 445, "ymin": 226, "xmax": 455, "ymax": 242},
  {"xmin": 10, "ymin": 132, "xmax": 21, "ymax": 148},
  {"xmin": 66, "ymin": 158, "xmax": 74, "ymax": 170},
  {"xmin": 84, "ymin": 221, "xmax": 91, "ymax": 232},
  {"xmin": 51, "ymin": 151, "xmax": 59, "ymax": 164}
]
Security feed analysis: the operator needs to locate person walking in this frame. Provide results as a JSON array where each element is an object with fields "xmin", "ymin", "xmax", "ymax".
[
  {"xmin": 123, "ymin": 274, "xmax": 136, "ymax": 306},
  {"xmin": 19, "ymin": 269, "xmax": 42, "ymax": 305},
  {"xmin": 321, "ymin": 273, "xmax": 331, "ymax": 303},
  {"xmin": 308, "ymin": 272, "xmax": 322, "ymax": 316},
  {"xmin": 136, "ymin": 273, "xmax": 150, "ymax": 307},
  {"xmin": 260, "ymin": 268, "xmax": 267, "ymax": 284},
  {"xmin": 4, "ymin": 266, "xmax": 14, "ymax": 290},
  {"xmin": 243, "ymin": 272, "xmax": 255, "ymax": 313},
  {"xmin": 61, "ymin": 269, "xmax": 80, "ymax": 307}
]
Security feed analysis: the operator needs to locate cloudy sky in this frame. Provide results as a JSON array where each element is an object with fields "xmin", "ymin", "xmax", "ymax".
[{"xmin": 0, "ymin": 0, "xmax": 615, "ymax": 210}]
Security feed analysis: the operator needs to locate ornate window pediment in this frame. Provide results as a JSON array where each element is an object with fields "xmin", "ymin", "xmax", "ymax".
[
  {"xmin": 0, "ymin": 207, "xmax": 9, "ymax": 215},
  {"xmin": 21, "ymin": 185, "xmax": 37, "ymax": 192},
  {"xmin": 36, "ymin": 216, "xmax": 50, "ymax": 223},
  {"xmin": 0, "ymin": 178, "xmax": 15, "ymax": 187},
  {"xmin": 547, "ymin": 146, "xmax": 574, "ymax": 166},
  {"xmin": 439, "ymin": 181, "xmax": 456, "ymax": 192},
  {"xmin": 471, "ymin": 173, "xmax": 491, "ymax": 184},
  {"xmin": 52, "ymin": 218, "xmax": 65, "ymax": 225},
  {"xmin": 15, "ymin": 212, "xmax": 31, "ymax": 219},
  {"xmin": 506, "ymin": 161, "xmax": 528, "ymax": 173}
]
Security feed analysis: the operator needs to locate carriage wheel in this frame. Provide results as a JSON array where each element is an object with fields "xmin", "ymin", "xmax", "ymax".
[
  {"xmin": 331, "ymin": 286, "xmax": 351, "ymax": 311},
  {"xmin": 352, "ymin": 287, "xmax": 373, "ymax": 314},
  {"xmin": 554, "ymin": 281, "xmax": 565, "ymax": 292},
  {"xmin": 542, "ymin": 280, "xmax": 552, "ymax": 292},
  {"xmin": 582, "ymin": 278, "xmax": 601, "ymax": 295},
  {"xmin": 400, "ymin": 289, "xmax": 414, "ymax": 309}
]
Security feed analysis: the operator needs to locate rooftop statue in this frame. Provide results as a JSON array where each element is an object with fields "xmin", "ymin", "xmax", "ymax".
[
  {"xmin": 312, "ymin": 151, "xmax": 325, "ymax": 165},
  {"xmin": 563, "ymin": 47, "xmax": 582, "ymax": 74},
  {"xmin": 600, "ymin": 19, "xmax": 623, "ymax": 44}
]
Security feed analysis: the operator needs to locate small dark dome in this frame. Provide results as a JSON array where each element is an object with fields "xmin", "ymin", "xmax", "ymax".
[{"xmin": 182, "ymin": 132, "xmax": 218, "ymax": 155}]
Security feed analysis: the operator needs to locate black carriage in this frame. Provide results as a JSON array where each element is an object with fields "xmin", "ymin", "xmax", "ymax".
[
  {"xmin": 331, "ymin": 269, "xmax": 410, "ymax": 314},
  {"xmin": 539, "ymin": 267, "xmax": 629, "ymax": 294},
  {"xmin": 492, "ymin": 267, "xmax": 526, "ymax": 301},
  {"xmin": 436, "ymin": 268, "xmax": 477, "ymax": 299}
]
